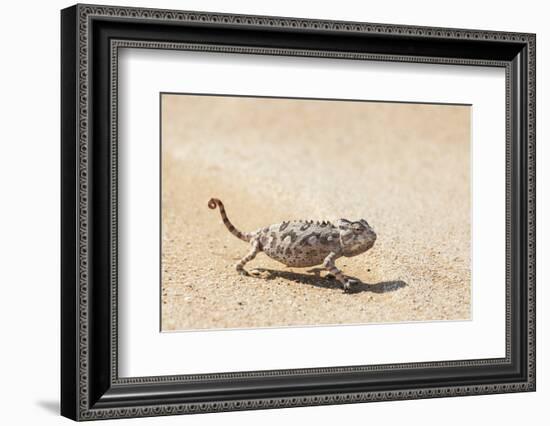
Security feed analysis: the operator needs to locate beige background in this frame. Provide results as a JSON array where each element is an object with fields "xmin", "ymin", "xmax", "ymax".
[{"xmin": 161, "ymin": 94, "xmax": 471, "ymax": 331}]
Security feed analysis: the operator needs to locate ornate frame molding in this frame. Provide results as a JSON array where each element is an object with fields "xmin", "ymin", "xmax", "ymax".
[{"xmin": 61, "ymin": 4, "xmax": 535, "ymax": 421}]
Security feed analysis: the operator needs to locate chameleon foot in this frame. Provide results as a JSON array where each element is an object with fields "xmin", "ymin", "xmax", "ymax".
[
  {"xmin": 343, "ymin": 279, "xmax": 358, "ymax": 293},
  {"xmin": 235, "ymin": 266, "xmax": 249, "ymax": 276}
]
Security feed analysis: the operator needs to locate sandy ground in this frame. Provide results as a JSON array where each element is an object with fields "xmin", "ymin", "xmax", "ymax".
[{"xmin": 161, "ymin": 95, "xmax": 471, "ymax": 331}]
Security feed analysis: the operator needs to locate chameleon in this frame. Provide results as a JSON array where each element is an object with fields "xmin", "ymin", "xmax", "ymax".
[{"xmin": 208, "ymin": 198, "xmax": 377, "ymax": 292}]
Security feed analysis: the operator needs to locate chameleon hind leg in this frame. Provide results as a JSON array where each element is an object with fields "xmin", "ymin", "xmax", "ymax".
[
  {"xmin": 322, "ymin": 252, "xmax": 356, "ymax": 292},
  {"xmin": 235, "ymin": 239, "xmax": 260, "ymax": 275}
]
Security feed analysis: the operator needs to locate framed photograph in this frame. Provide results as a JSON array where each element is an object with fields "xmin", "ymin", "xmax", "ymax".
[{"xmin": 61, "ymin": 4, "xmax": 536, "ymax": 421}]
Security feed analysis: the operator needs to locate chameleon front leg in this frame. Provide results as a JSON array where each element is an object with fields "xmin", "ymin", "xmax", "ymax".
[
  {"xmin": 322, "ymin": 251, "xmax": 355, "ymax": 292},
  {"xmin": 235, "ymin": 239, "xmax": 260, "ymax": 275}
]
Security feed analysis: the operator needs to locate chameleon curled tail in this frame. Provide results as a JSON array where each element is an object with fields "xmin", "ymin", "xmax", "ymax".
[{"xmin": 208, "ymin": 198, "xmax": 252, "ymax": 242}]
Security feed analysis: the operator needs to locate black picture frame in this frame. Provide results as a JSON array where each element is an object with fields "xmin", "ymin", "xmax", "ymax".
[{"xmin": 61, "ymin": 3, "xmax": 536, "ymax": 421}]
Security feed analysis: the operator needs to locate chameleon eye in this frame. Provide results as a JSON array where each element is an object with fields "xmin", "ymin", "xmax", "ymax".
[{"xmin": 352, "ymin": 223, "xmax": 362, "ymax": 231}]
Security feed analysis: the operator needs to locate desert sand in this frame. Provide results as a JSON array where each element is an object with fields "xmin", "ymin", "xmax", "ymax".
[{"xmin": 161, "ymin": 95, "xmax": 471, "ymax": 331}]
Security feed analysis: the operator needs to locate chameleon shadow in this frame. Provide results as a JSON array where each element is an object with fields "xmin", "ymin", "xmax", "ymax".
[{"xmin": 251, "ymin": 268, "xmax": 407, "ymax": 294}]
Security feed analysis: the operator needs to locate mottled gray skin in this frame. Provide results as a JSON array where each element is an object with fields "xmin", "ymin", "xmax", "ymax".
[
  {"xmin": 208, "ymin": 198, "xmax": 377, "ymax": 292},
  {"xmin": 257, "ymin": 220, "xmax": 373, "ymax": 267}
]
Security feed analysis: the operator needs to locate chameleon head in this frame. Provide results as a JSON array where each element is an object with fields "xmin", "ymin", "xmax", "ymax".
[{"xmin": 337, "ymin": 218, "xmax": 377, "ymax": 257}]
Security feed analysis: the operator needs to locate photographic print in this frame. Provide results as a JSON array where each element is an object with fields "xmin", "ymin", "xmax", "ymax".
[{"xmin": 161, "ymin": 94, "xmax": 471, "ymax": 331}]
